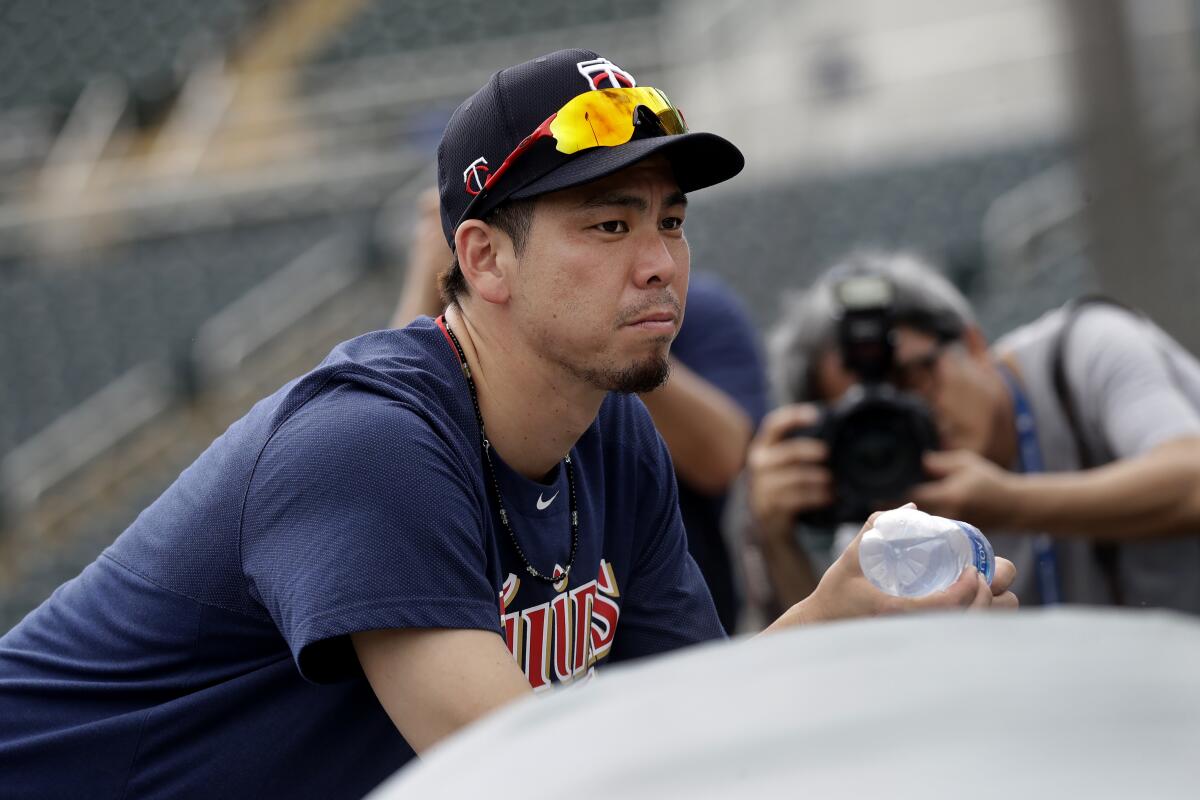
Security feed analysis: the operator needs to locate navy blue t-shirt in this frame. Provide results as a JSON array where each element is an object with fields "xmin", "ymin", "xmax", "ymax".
[
  {"xmin": 0, "ymin": 317, "xmax": 723, "ymax": 799},
  {"xmin": 671, "ymin": 274, "xmax": 770, "ymax": 633}
]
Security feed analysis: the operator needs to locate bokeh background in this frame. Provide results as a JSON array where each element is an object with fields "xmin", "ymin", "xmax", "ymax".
[{"xmin": 1, "ymin": 0, "xmax": 1197, "ymax": 631}]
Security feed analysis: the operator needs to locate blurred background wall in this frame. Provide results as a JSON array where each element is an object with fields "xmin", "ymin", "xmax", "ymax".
[{"xmin": 1, "ymin": 0, "xmax": 1197, "ymax": 631}]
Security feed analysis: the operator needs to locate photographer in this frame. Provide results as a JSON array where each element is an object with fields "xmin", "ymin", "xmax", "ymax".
[{"xmin": 748, "ymin": 250, "xmax": 1200, "ymax": 612}]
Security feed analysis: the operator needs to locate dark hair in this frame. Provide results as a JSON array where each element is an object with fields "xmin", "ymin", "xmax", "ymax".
[
  {"xmin": 440, "ymin": 198, "xmax": 536, "ymax": 305},
  {"xmin": 770, "ymin": 250, "xmax": 976, "ymax": 404}
]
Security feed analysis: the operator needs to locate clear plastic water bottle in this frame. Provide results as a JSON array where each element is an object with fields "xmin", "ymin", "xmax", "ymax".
[{"xmin": 858, "ymin": 507, "xmax": 995, "ymax": 597}]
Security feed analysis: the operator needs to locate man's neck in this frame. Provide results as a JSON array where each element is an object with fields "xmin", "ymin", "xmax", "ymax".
[{"xmin": 443, "ymin": 305, "xmax": 605, "ymax": 480}]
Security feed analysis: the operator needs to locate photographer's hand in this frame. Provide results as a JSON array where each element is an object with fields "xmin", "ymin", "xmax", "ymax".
[
  {"xmin": 746, "ymin": 404, "xmax": 835, "ymax": 608},
  {"xmin": 910, "ymin": 450, "xmax": 1019, "ymax": 529},
  {"xmin": 746, "ymin": 404, "xmax": 833, "ymax": 538},
  {"xmin": 762, "ymin": 508, "xmax": 1019, "ymax": 633}
]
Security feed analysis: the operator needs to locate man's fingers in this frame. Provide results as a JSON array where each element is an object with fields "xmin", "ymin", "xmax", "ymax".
[
  {"xmin": 991, "ymin": 591, "xmax": 1020, "ymax": 610},
  {"xmin": 945, "ymin": 566, "xmax": 981, "ymax": 607},
  {"xmin": 907, "ymin": 481, "xmax": 943, "ymax": 507},
  {"xmin": 910, "ymin": 565, "xmax": 978, "ymax": 610},
  {"xmin": 768, "ymin": 469, "xmax": 833, "ymax": 500},
  {"xmin": 991, "ymin": 557, "xmax": 1017, "ymax": 596},
  {"xmin": 757, "ymin": 404, "xmax": 822, "ymax": 444},
  {"xmin": 921, "ymin": 449, "xmax": 966, "ymax": 477},
  {"xmin": 748, "ymin": 436, "xmax": 829, "ymax": 471},
  {"xmin": 968, "ymin": 571, "xmax": 993, "ymax": 609},
  {"xmin": 752, "ymin": 469, "xmax": 833, "ymax": 515},
  {"xmin": 874, "ymin": 560, "xmax": 980, "ymax": 615}
]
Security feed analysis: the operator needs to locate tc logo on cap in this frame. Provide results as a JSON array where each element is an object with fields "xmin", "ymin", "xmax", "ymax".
[
  {"xmin": 576, "ymin": 57, "xmax": 636, "ymax": 90},
  {"xmin": 463, "ymin": 156, "xmax": 489, "ymax": 196}
]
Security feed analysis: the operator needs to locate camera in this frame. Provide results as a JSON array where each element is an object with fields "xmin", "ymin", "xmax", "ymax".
[{"xmin": 796, "ymin": 276, "xmax": 939, "ymax": 526}]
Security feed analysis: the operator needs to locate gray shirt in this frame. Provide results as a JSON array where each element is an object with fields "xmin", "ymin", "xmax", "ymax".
[{"xmin": 993, "ymin": 302, "xmax": 1200, "ymax": 611}]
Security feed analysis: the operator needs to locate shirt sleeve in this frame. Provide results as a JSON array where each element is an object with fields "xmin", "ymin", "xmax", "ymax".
[
  {"xmin": 240, "ymin": 382, "xmax": 498, "ymax": 683},
  {"xmin": 609, "ymin": 427, "xmax": 728, "ymax": 661},
  {"xmin": 673, "ymin": 275, "xmax": 771, "ymax": 428},
  {"xmin": 1066, "ymin": 306, "xmax": 1200, "ymax": 460}
]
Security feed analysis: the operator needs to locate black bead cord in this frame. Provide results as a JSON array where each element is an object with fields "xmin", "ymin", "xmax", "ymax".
[{"xmin": 443, "ymin": 318, "xmax": 579, "ymax": 587}]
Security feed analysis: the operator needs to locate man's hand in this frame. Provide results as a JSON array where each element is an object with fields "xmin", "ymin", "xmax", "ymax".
[
  {"xmin": 746, "ymin": 404, "xmax": 834, "ymax": 544},
  {"xmin": 762, "ymin": 509, "xmax": 1019, "ymax": 632},
  {"xmin": 916, "ymin": 436, "xmax": 1200, "ymax": 541},
  {"xmin": 910, "ymin": 450, "xmax": 1019, "ymax": 529}
]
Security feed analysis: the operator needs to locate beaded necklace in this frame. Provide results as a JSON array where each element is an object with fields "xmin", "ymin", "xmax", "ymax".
[{"xmin": 442, "ymin": 317, "xmax": 579, "ymax": 587}]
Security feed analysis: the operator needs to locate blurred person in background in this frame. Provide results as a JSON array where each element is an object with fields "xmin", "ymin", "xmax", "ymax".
[
  {"xmin": 0, "ymin": 52, "xmax": 1015, "ymax": 799},
  {"xmin": 747, "ymin": 250, "xmax": 1200, "ymax": 613},
  {"xmin": 388, "ymin": 185, "xmax": 769, "ymax": 633}
]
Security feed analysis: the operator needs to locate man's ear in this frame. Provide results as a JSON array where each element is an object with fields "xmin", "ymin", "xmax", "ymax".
[{"xmin": 454, "ymin": 220, "xmax": 515, "ymax": 305}]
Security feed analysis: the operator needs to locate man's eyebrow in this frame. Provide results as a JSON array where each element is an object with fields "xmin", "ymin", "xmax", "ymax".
[
  {"xmin": 665, "ymin": 190, "xmax": 688, "ymax": 209},
  {"xmin": 575, "ymin": 190, "xmax": 689, "ymax": 211},
  {"xmin": 577, "ymin": 192, "xmax": 648, "ymax": 212}
]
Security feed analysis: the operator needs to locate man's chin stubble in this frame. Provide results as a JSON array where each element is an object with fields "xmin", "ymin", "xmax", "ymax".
[{"xmin": 595, "ymin": 354, "xmax": 672, "ymax": 394}]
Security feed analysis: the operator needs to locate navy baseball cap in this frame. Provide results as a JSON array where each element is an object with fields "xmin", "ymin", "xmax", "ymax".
[{"xmin": 436, "ymin": 48, "xmax": 745, "ymax": 248}]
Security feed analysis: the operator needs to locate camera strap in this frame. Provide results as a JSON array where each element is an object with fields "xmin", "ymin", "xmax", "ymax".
[
  {"xmin": 997, "ymin": 362, "xmax": 1063, "ymax": 605},
  {"xmin": 1048, "ymin": 295, "xmax": 1168, "ymax": 606}
]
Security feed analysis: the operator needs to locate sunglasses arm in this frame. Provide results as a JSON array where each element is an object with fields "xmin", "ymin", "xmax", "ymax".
[{"xmin": 481, "ymin": 114, "xmax": 558, "ymax": 196}]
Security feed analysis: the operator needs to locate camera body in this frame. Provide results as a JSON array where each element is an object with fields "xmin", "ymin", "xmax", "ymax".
[{"xmin": 797, "ymin": 276, "xmax": 940, "ymax": 526}]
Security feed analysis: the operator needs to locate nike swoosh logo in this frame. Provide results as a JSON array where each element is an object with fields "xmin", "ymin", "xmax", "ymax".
[{"xmin": 536, "ymin": 491, "xmax": 559, "ymax": 511}]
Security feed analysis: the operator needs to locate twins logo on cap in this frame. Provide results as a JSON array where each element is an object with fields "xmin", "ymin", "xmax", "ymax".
[
  {"xmin": 576, "ymin": 57, "xmax": 636, "ymax": 90},
  {"xmin": 460, "ymin": 55, "xmax": 639, "ymax": 199},
  {"xmin": 463, "ymin": 156, "xmax": 489, "ymax": 196}
]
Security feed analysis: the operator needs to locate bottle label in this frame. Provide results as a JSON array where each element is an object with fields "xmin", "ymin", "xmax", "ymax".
[{"xmin": 954, "ymin": 521, "xmax": 992, "ymax": 582}]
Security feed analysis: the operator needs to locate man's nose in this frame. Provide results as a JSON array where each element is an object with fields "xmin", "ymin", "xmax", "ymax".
[{"xmin": 631, "ymin": 231, "xmax": 682, "ymax": 288}]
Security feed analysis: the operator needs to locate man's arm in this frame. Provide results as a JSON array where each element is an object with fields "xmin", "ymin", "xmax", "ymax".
[
  {"xmin": 915, "ymin": 437, "xmax": 1200, "ymax": 540},
  {"xmin": 353, "ymin": 628, "xmax": 532, "ymax": 754},
  {"xmin": 916, "ymin": 307, "xmax": 1200, "ymax": 540},
  {"xmin": 1012, "ymin": 436, "xmax": 1200, "ymax": 538},
  {"xmin": 640, "ymin": 356, "xmax": 753, "ymax": 494},
  {"xmin": 390, "ymin": 186, "xmax": 450, "ymax": 329},
  {"xmin": 744, "ymin": 404, "xmax": 833, "ymax": 609},
  {"xmin": 755, "ymin": 532, "xmax": 821, "ymax": 612}
]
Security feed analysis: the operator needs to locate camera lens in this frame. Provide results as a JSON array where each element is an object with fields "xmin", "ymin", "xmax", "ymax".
[{"xmin": 832, "ymin": 405, "xmax": 921, "ymax": 495}]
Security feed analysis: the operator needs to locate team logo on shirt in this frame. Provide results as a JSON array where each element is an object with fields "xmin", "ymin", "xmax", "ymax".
[
  {"xmin": 576, "ymin": 57, "xmax": 637, "ymax": 90},
  {"xmin": 499, "ymin": 560, "xmax": 621, "ymax": 692}
]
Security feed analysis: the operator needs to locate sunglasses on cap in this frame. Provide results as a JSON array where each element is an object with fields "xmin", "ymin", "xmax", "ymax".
[{"xmin": 472, "ymin": 86, "xmax": 687, "ymax": 201}]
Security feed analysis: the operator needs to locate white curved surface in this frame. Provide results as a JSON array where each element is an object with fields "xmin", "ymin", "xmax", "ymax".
[{"xmin": 368, "ymin": 608, "xmax": 1200, "ymax": 799}]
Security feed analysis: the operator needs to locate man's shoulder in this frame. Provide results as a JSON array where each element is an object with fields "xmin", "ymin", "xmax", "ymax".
[
  {"xmin": 592, "ymin": 393, "xmax": 676, "ymax": 494},
  {"xmin": 995, "ymin": 306, "xmax": 1065, "ymax": 354},
  {"xmin": 311, "ymin": 318, "xmax": 458, "ymax": 396},
  {"xmin": 248, "ymin": 320, "xmax": 475, "ymax": 484},
  {"xmin": 279, "ymin": 320, "xmax": 466, "ymax": 433},
  {"xmin": 998, "ymin": 302, "xmax": 1146, "ymax": 355},
  {"xmin": 596, "ymin": 392, "xmax": 660, "ymax": 443}
]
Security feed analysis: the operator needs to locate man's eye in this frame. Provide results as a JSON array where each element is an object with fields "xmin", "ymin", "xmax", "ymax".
[
  {"xmin": 661, "ymin": 216, "xmax": 684, "ymax": 231},
  {"xmin": 596, "ymin": 220, "xmax": 628, "ymax": 234}
]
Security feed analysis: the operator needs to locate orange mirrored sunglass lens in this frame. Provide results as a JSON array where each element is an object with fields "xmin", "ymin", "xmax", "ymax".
[{"xmin": 548, "ymin": 87, "xmax": 687, "ymax": 154}]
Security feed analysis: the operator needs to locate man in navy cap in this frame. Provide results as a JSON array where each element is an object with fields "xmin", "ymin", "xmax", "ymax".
[{"xmin": 0, "ymin": 50, "xmax": 1015, "ymax": 799}]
